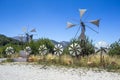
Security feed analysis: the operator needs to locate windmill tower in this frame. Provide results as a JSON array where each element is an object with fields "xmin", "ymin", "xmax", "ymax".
[{"xmin": 67, "ymin": 9, "xmax": 100, "ymax": 41}]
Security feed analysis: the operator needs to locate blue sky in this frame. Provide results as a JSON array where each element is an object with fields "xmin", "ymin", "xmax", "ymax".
[{"xmin": 0, "ymin": 0, "xmax": 120, "ymax": 44}]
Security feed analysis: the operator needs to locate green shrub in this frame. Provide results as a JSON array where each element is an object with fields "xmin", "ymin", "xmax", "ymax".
[
  {"xmin": 27, "ymin": 38, "xmax": 54, "ymax": 55},
  {"xmin": 0, "ymin": 47, "xmax": 6, "ymax": 57},
  {"xmin": 108, "ymin": 39, "xmax": 120, "ymax": 56},
  {"xmin": 27, "ymin": 41, "xmax": 39, "ymax": 55},
  {"xmin": 37, "ymin": 38, "xmax": 54, "ymax": 53}
]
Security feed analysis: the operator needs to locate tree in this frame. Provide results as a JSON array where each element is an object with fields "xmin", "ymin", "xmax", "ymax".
[
  {"xmin": 81, "ymin": 37, "xmax": 95, "ymax": 56},
  {"xmin": 0, "ymin": 46, "xmax": 6, "ymax": 57},
  {"xmin": 108, "ymin": 39, "xmax": 120, "ymax": 56}
]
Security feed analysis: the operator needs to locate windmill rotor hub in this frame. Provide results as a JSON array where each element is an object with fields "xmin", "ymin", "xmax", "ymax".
[{"xmin": 73, "ymin": 47, "xmax": 77, "ymax": 51}]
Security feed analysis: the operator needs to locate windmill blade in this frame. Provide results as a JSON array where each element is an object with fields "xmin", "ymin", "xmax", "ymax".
[
  {"xmin": 30, "ymin": 28, "xmax": 36, "ymax": 32},
  {"xmin": 90, "ymin": 19, "xmax": 100, "ymax": 27},
  {"xmin": 79, "ymin": 9, "xmax": 87, "ymax": 18},
  {"xmin": 86, "ymin": 25, "xmax": 99, "ymax": 33},
  {"xmin": 67, "ymin": 22, "xmax": 76, "ymax": 28},
  {"xmin": 22, "ymin": 27, "xmax": 27, "ymax": 32}
]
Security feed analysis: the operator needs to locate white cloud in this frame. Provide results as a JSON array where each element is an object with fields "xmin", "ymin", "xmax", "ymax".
[{"xmin": 95, "ymin": 41, "xmax": 109, "ymax": 49}]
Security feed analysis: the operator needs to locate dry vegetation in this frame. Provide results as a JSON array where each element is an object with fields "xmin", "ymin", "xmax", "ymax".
[{"xmin": 25, "ymin": 54, "xmax": 120, "ymax": 72}]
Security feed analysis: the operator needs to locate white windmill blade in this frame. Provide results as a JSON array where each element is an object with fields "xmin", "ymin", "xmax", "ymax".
[
  {"xmin": 38, "ymin": 45, "xmax": 48, "ymax": 55},
  {"xmin": 22, "ymin": 27, "xmax": 27, "ymax": 32},
  {"xmin": 90, "ymin": 19, "xmax": 100, "ymax": 27},
  {"xmin": 54, "ymin": 44, "xmax": 63, "ymax": 56},
  {"xmin": 67, "ymin": 22, "xmax": 76, "ymax": 28},
  {"xmin": 68, "ymin": 42, "xmax": 81, "ymax": 57},
  {"xmin": 79, "ymin": 9, "xmax": 87, "ymax": 18}
]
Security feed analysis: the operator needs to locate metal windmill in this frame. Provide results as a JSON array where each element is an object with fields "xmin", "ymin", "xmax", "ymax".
[
  {"xmin": 22, "ymin": 27, "xmax": 37, "ymax": 43},
  {"xmin": 68, "ymin": 42, "xmax": 81, "ymax": 57},
  {"xmin": 54, "ymin": 44, "xmax": 63, "ymax": 56},
  {"xmin": 67, "ymin": 9, "xmax": 100, "ymax": 41},
  {"xmin": 38, "ymin": 45, "xmax": 48, "ymax": 55}
]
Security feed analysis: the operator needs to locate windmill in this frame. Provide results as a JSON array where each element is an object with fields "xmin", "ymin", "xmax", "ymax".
[
  {"xmin": 68, "ymin": 42, "xmax": 81, "ymax": 58},
  {"xmin": 67, "ymin": 9, "xmax": 100, "ymax": 57},
  {"xmin": 38, "ymin": 45, "xmax": 48, "ymax": 55},
  {"xmin": 67, "ymin": 9, "xmax": 100, "ymax": 41},
  {"xmin": 22, "ymin": 27, "xmax": 37, "ymax": 43},
  {"xmin": 54, "ymin": 44, "xmax": 63, "ymax": 56}
]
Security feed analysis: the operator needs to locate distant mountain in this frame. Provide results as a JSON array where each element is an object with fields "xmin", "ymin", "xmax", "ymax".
[
  {"xmin": 13, "ymin": 36, "xmax": 26, "ymax": 42},
  {"xmin": 13, "ymin": 36, "xmax": 70, "ymax": 48},
  {"xmin": 51, "ymin": 40, "xmax": 59, "ymax": 45},
  {"xmin": 51, "ymin": 40, "xmax": 70, "ymax": 48},
  {"xmin": 13, "ymin": 36, "xmax": 21, "ymax": 41},
  {"xmin": 59, "ymin": 41, "xmax": 70, "ymax": 48}
]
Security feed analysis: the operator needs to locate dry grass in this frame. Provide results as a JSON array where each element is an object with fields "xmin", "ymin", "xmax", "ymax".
[
  {"xmin": 28, "ymin": 55, "xmax": 40, "ymax": 62},
  {"xmin": 31, "ymin": 54, "xmax": 120, "ymax": 70},
  {"xmin": 60, "ymin": 54, "xmax": 73, "ymax": 65},
  {"xmin": 5, "ymin": 53, "xmax": 120, "ymax": 71}
]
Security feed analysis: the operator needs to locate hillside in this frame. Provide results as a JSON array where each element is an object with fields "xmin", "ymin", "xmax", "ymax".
[{"xmin": 0, "ymin": 34, "xmax": 22, "ymax": 46}]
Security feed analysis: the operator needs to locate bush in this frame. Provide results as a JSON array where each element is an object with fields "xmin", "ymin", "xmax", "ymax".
[
  {"xmin": 80, "ymin": 37, "xmax": 95, "ymax": 56},
  {"xmin": 37, "ymin": 38, "xmax": 54, "ymax": 53},
  {"xmin": 0, "ymin": 46, "xmax": 6, "ymax": 57},
  {"xmin": 27, "ymin": 38, "xmax": 54, "ymax": 55},
  {"xmin": 108, "ymin": 39, "xmax": 120, "ymax": 56},
  {"xmin": 26, "ymin": 41, "xmax": 39, "ymax": 55}
]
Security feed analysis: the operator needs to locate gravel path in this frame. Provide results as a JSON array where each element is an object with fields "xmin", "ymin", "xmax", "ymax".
[{"xmin": 0, "ymin": 63, "xmax": 120, "ymax": 80}]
